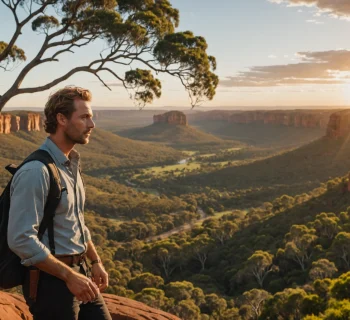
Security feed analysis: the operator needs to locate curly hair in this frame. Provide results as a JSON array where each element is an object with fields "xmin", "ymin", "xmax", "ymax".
[{"xmin": 44, "ymin": 86, "xmax": 92, "ymax": 134}]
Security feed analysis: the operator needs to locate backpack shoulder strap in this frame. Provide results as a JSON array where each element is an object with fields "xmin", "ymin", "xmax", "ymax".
[{"xmin": 21, "ymin": 150, "xmax": 62, "ymax": 255}]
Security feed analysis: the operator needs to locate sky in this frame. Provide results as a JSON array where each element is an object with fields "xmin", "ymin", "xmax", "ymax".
[{"xmin": 2, "ymin": 0, "xmax": 350, "ymax": 109}]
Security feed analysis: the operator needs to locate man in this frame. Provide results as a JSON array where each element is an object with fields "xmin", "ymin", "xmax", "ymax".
[{"xmin": 7, "ymin": 86, "xmax": 112, "ymax": 320}]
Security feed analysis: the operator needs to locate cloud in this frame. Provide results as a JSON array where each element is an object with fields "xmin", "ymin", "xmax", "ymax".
[
  {"xmin": 220, "ymin": 50, "xmax": 350, "ymax": 87},
  {"xmin": 268, "ymin": 0, "xmax": 350, "ymax": 18},
  {"xmin": 268, "ymin": 54, "xmax": 278, "ymax": 59},
  {"xmin": 306, "ymin": 19, "xmax": 324, "ymax": 24}
]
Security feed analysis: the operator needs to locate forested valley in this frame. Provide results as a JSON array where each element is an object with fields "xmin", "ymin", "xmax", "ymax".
[{"xmin": 3, "ymin": 110, "xmax": 350, "ymax": 319}]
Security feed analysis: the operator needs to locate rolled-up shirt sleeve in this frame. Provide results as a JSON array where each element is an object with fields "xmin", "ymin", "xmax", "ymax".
[{"xmin": 8, "ymin": 162, "xmax": 51, "ymax": 266}]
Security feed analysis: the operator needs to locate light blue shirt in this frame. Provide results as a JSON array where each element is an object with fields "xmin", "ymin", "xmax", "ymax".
[{"xmin": 8, "ymin": 138, "xmax": 91, "ymax": 266}]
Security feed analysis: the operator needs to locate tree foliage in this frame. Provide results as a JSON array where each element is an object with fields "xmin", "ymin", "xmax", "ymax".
[{"xmin": 0, "ymin": 0, "xmax": 218, "ymax": 110}]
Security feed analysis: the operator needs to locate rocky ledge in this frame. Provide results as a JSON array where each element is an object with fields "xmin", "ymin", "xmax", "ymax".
[{"xmin": 0, "ymin": 291, "xmax": 180, "ymax": 320}]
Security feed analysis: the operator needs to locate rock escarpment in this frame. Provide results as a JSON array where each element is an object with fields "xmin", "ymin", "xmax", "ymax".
[
  {"xmin": 0, "ymin": 112, "xmax": 41, "ymax": 134},
  {"xmin": 229, "ymin": 111, "xmax": 330, "ymax": 128},
  {"xmin": 0, "ymin": 291, "xmax": 180, "ymax": 320},
  {"xmin": 0, "ymin": 113, "xmax": 11, "ymax": 134},
  {"xmin": 153, "ymin": 111, "xmax": 188, "ymax": 126},
  {"xmin": 189, "ymin": 110, "xmax": 334, "ymax": 129},
  {"xmin": 326, "ymin": 110, "xmax": 350, "ymax": 138}
]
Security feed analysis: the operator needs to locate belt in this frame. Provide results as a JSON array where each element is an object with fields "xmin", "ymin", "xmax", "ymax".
[{"xmin": 55, "ymin": 253, "xmax": 87, "ymax": 267}]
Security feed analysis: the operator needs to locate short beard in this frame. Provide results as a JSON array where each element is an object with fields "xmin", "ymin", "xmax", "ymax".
[{"xmin": 64, "ymin": 130, "xmax": 89, "ymax": 145}]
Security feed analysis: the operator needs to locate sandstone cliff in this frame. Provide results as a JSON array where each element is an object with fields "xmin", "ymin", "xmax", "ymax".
[
  {"xmin": 20, "ymin": 112, "xmax": 41, "ymax": 131},
  {"xmin": 11, "ymin": 115, "xmax": 20, "ymax": 132},
  {"xmin": 0, "ymin": 114, "xmax": 11, "ymax": 134},
  {"xmin": 0, "ymin": 291, "xmax": 180, "ymax": 320},
  {"xmin": 326, "ymin": 110, "xmax": 350, "ymax": 138},
  {"xmin": 189, "ymin": 110, "xmax": 334, "ymax": 129},
  {"xmin": 153, "ymin": 111, "xmax": 187, "ymax": 126},
  {"xmin": 0, "ymin": 112, "xmax": 41, "ymax": 134},
  {"xmin": 229, "ymin": 111, "xmax": 330, "ymax": 128}
]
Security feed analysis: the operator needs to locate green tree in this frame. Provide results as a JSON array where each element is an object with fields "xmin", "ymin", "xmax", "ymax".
[
  {"xmin": 172, "ymin": 299, "xmax": 201, "ymax": 320},
  {"xmin": 260, "ymin": 288, "xmax": 307, "ymax": 320},
  {"xmin": 309, "ymin": 259, "xmax": 338, "ymax": 281},
  {"xmin": 151, "ymin": 240, "xmax": 180, "ymax": 279},
  {"xmin": 244, "ymin": 250, "xmax": 277, "ymax": 288},
  {"xmin": 0, "ymin": 0, "xmax": 218, "ymax": 110},
  {"xmin": 164, "ymin": 281, "xmax": 194, "ymax": 302},
  {"xmin": 242, "ymin": 289, "xmax": 271, "ymax": 320},
  {"xmin": 210, "ymin": 220, "xmax": 238, "ymax": 246},
  {"xmin": 134, "ymin": 288, "xmax": 168, "ymax": 309},
  {"xmin": 312, "ymin": 212, "xmax": 339, "ymax": 241},
  {"xmin": 331, "ymin": 232, "xmax": 350, "ymax": 270},
  {"xmin": 283, "ymin": 225, "xmax": 317, "ymax": 271},
  {"xmin": 202, "ymin": 293, "xmax": 227, "ymax": 318},
  {"xmin": 187, "ymin": 233, "xmax": 214, "ymax": 271},
  {"xmin": 128, "ymin": 272, "xmax": 164, "ymax": 293},
  {"xmin": 330, "ymin": 271, "xmax": 350, "ymax": 300}
]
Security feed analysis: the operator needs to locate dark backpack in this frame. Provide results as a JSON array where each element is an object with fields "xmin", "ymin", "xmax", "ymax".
[{"xmin": 0, "ymin": 149, "xmax": 62, "ymax": 289}]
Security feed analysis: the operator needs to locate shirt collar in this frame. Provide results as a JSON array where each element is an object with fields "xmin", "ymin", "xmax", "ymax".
[{"xmin": 42, "ymin": 138, "xmax": 80, "ymax": 166}]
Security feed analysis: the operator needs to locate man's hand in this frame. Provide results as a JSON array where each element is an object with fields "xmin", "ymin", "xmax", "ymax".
[
  {"xmin": 34, "ymin": 254, "xmax": 99, "ymax": 303},
  {"xmin": 91, "ymin": 263, "xmax": 109, "ymax": 292},
  {"xmin": 66, "ymin": 271, "xmax": 100, "ymax": 303}
]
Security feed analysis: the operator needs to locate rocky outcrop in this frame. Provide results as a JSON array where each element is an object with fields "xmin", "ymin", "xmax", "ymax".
[
  {"xmin": 326, "ymin": 110, "xmax": 350, "ymax": 138},
  {"xmin": 20, "ymin": 113, "xmax": 41, "ymax": 132},
  {"xmin": 0, "ymin": 291, "xmax": 180, "ymax": 320},
  {"xmin": 11, "ymin": 115, "xmax": 20, "ymax": 132},
  {"xmin": 0, "ymin": 113, "xmax": 11, "ymax": 134},
  {"xmin": 0, "ymin": 112, "xmax": 42, "ymax": 134},
  {"xmin": 153, "ymin": 111, "xmax": 187, "ymax": 126}
]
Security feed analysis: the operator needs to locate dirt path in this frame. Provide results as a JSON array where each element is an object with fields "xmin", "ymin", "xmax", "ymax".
[{"xmin": 144, "ymin": 207, "xmax": 208, "ymax": 242}]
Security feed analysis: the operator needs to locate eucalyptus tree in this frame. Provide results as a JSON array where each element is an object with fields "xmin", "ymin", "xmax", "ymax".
[{"xmin": 0, "ymin": 0, "xmax": 218, "ymax": 110}]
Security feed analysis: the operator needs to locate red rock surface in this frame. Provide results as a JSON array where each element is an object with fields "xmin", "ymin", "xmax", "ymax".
[
  {"xmin": 0, "ymin": 291, "xmax": 180, "ymax": 320},
  {"xmin": 0, "ymin": 291, "xmax": 31, "ymax": 320},
  {"xmin": 153, "ymin": 111, "xmax": 187, "ymax": 126}
]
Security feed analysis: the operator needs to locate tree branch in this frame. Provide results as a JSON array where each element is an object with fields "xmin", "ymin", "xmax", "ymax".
[
  {"xmin": 0, "ymin": 0, "xmax": 53, "ymax": 62},
  {"xmin": 17, "ymin": 66, "xmax": 92, "ymax": 94}
]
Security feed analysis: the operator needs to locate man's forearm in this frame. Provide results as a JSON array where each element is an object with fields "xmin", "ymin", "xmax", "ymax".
[
  {"xmin": 34, "ymin": 254, "xmax": 75, "ymax": 282},
  {"xmin": 86, "ymin": 240, "xmax": 100, "ymax": 262}
]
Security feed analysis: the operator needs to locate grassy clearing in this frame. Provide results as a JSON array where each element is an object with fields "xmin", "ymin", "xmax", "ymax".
[
  {"xmin": 134, "ymin": 162, "xmax": 202, "ymax": 178},
  {"xmin": 224, "ymin": 147, "xmax": 242, "ymax": 152},
  {"xmin": 197, "ymin": 153, "xmax": 216, "ymax": 158},
  {"xmin": 182, "ymin": 150, "xmax": 197, "ymax": 156}
]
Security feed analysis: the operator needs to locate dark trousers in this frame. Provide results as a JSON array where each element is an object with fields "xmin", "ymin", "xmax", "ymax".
[{"xmin": 22, "ymin": 263, "xmax": 112, "ymax": 320}]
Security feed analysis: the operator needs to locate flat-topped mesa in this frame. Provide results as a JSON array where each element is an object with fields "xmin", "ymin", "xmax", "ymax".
[
  {"xmin": 153, "ymin": 111, "xmax": 188, "ymax": 126},
  {"xmin": 326, "ymin": 110, "xmax": 350, "ymax": 138},
  {"xmin": 229, "ymin": 111, "xmax": 330, "ymax": 128}
]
